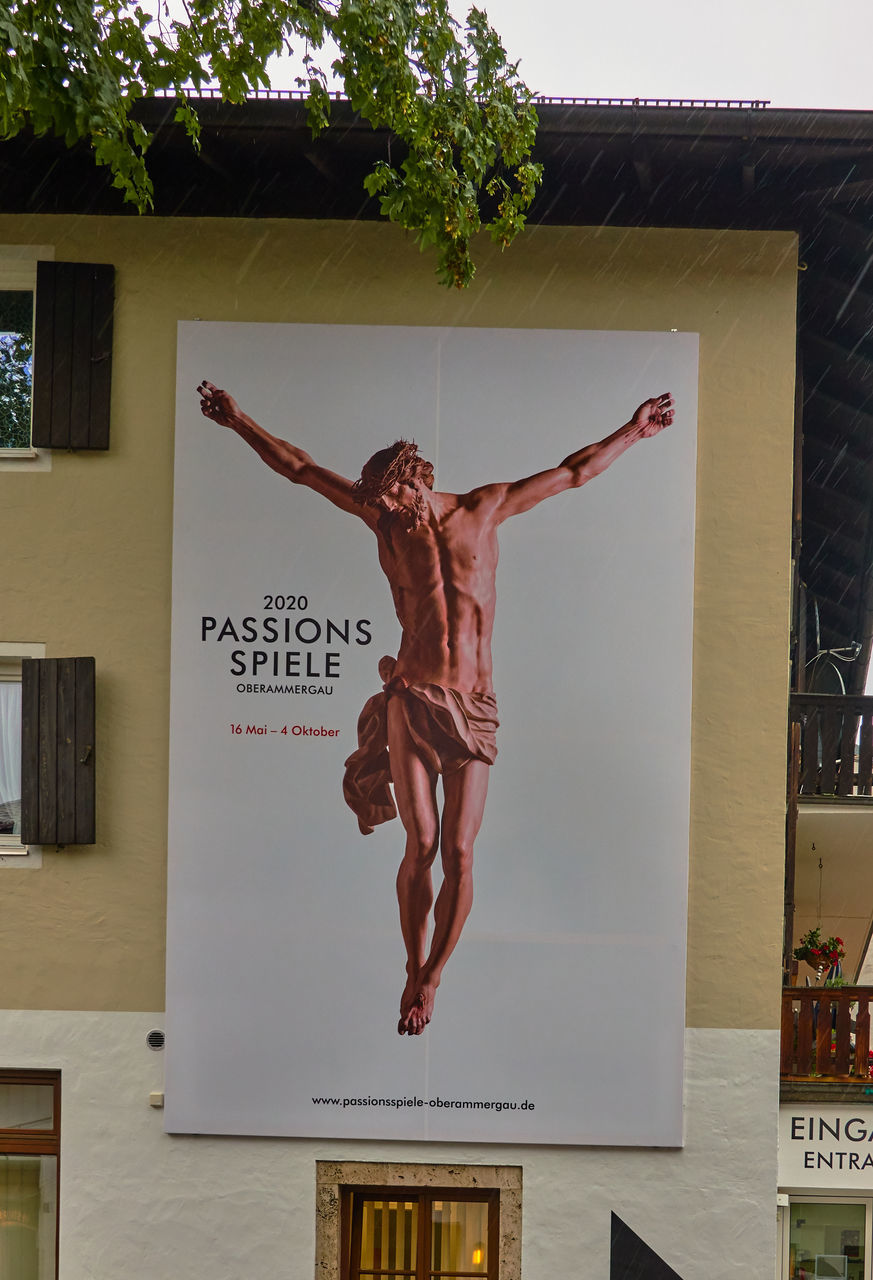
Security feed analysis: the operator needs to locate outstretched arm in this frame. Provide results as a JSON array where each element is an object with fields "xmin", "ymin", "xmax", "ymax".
[
  {"xmin": 197, "ymin": 381, "xmax": 372, "ymax": 523},
  {"xmin": 480, "ymin": 393, "xmax": 674, "ymax": 522}
]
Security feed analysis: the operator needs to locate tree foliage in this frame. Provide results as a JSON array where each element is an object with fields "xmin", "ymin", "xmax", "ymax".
[
  {"xmin": 0, "ymin": 292, "xmax": 34, "ymax": 449},
  {"xmin": 0, "ymin": 332, "xmax": 33, "ymax": 449},
  {"xmin": 0, "ymin": 0, "xmax": 542, "ymax": 287}
]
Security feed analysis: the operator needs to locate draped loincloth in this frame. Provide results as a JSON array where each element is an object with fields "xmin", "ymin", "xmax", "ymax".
[{"xmin": 342, "ymin": 659, "xmax": 499, "ymax": 834}]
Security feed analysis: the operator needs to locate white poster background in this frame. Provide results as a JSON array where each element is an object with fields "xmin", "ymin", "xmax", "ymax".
[{"xmin": 166, "ymin": 323, "xmax": 698, "ymax": 1145}]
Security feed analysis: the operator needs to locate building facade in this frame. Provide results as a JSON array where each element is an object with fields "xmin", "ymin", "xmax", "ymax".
[{"xmin": 1, "ymin": 102, "xmax": 805, "ymax": 1279}]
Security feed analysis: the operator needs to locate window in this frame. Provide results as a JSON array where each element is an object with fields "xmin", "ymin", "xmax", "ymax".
[
  {"xmin": 0, "ymin": 643, "xmax": 45, "ymax": 857},
  {"xmin": 316, "ymin": 1163, "xmax": 521, "ymax": 1280},
  {"xmin": 0, "ymin": 1069, "xmax": 60, "ymax": 1280},
  {"xmin": 344, "ymin": 1189, "xmax": 498, "ymax": 1280},
  {"xmin": 0, "ymin": 287, "xmax": 33, "ymax": 449},
  {"xmin": 782, "ymin": 1196, "xmax": 873, "ymax": 1280},
  {"xmin": 0, "ymin": 248, "xmax": 52, "ymax": 470},
  {"xmin": 0, "ymin": 250, "xmax": 115, "ymax": 466}
]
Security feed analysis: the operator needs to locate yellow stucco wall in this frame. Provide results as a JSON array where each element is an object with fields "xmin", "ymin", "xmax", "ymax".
[{"xmin": 0, "ymin": 215, "xmax": 797, "ymax": 1026}]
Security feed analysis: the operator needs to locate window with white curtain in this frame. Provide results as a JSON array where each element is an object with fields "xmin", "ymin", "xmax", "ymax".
[
  {"xmin": 0, "ymin": 643, "xmax": 44, "ymax": 853},
  {"xmin": 0, "ymin": 678, "xmax": 22, "ymax": 836}
]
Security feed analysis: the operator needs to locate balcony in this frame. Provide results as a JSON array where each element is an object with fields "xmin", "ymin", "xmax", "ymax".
[
  {"xmin": 790, "ymin": 693, "xmax": 873, "ymax": 801},
  {"xmin": 781, "ymin": 987, "xmax": 873, "ymax": 1084},
  {"xmin": 784, "ymin": 695, "xmax": 873, "ymax": 1088}
]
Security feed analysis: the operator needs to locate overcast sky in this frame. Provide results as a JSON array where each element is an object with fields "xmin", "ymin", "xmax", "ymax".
[
  {"xmin": 264, "ymin": 0, "xmax": 873, "ymax": 111},
  {"xmin": 473, "ymin": 0, "xmax": 873, "ymax": 109}
]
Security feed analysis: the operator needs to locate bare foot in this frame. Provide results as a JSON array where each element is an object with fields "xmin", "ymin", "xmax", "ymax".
[
  {"xmin": 398, "ymin": 983, "xmax": 436, "ymax": 1036},
  {"xmin": 398, "ymin": 973, "xmax": 419, "ymax": 1035}
]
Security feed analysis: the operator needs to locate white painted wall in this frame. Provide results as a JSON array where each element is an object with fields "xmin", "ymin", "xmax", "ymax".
[{"xmin": 1, "ymin": 1012, "xmax": 778, "ymax": 1279}]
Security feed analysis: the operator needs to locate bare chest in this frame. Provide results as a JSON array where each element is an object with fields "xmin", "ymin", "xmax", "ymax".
[{"xmin": 377, "ymin": 509, "xmax": 498, "ymax": 590}]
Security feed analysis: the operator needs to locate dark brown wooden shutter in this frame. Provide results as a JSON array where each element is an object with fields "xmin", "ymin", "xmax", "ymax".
[
  {"xmin": 20, "ymin": 658, "xmax": 95, "ymax": 845},
  {"xmin": 31, "ymin": 262, "xmax": 114, "ymax": 449}
]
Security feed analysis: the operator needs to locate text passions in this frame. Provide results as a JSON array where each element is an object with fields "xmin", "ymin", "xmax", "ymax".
[{"xmin": 201, "ymin": 603, "xmax": 372, "ymax": 683}]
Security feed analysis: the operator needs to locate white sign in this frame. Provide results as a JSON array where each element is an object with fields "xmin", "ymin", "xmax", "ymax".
[
  {"xmin": 165, "ymin": 323, "xmax": 698, "ymax": 1144},
  {"xmin": 780, "ymin": 1107, "xmax": 873, "ymax": 1186}
]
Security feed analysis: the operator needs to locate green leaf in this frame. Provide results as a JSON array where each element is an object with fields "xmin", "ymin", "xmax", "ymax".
[{"xmin": 2, "ymin": 0, "xmax": 541, "ymax": 287}]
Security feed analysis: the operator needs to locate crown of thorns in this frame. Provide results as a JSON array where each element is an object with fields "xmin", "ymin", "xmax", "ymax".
[{"xmin": 352, "ymin": 439, "xmax": 428, "ymax": 504}]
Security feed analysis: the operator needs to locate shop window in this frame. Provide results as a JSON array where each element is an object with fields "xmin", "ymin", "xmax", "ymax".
[
  {"xmin": 786, "ymin": 1197, "xmax": 870, "ymax": 1280},
  {"xmin": 316, "ymin": 1163, "xmax": 521, "ymax": 1280},
  {"xmin": 0, "ymin": 1069, "xmax": 60, "ymax": 1280}
]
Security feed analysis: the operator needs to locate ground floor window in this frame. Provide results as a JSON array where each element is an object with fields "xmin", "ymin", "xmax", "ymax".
[
  {"xmin": 344, "ymin": 1188, "xmax": 497, "ymax": 1280},
  {"xmin": 0, "ymin": 1069, "xmax": 60, "ymax": 1280},
  {"xmin": 316, "ymin": 1163, "xmax": 521, "ymax": 1280},
  {"xmin": 784, "ymin": 1196, "xmax": 871, "ymax": 1280}
]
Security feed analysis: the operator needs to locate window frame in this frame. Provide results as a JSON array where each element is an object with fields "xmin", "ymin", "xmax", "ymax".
[
  {"xmin": 0, "ymin": 642, "xmax": 45, "ymax": 859},
  {"xmin": 316, "ymin": 1162, "xmax": 521, "ymax": 1280},
  {"xmin": 0, "ymin": 246, "xmax": 54, "ymax": 470},
  {"xmin": 780, "ymin": 1193, "xmax": 873, "ymax": 1280},
  {"xmin": 342, "ymin": 1186, "xmax": 500, "ymax": 1280},
  {"xmin": 0, "ymin": 1067, "xmax": 61, "ymax": 1280},
  {"xmin": 0, "ymin": 1069, "xmax": 61, "ymax": 1156}
]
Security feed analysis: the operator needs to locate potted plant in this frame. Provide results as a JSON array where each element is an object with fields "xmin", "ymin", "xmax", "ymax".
[{"xmin": 793, "ymin": 927, "xmax": 845, "ymax": 975}]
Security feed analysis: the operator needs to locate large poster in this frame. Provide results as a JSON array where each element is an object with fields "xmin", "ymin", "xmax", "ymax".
[{"xmin": 166, "ymin": 323, "xmax": 697, "ymax": 1145}]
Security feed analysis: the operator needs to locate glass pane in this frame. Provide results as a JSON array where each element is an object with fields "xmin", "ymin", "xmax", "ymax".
[
  {"xmin": 359, "ymin": 1199, "xmax": 417, "ymax": 1273},
  {"xmin": 0, "ymin": 289, "xmax": 34, "ymax": 450},
  {"xmin": 0, "ymin": 1154, "xmax": 57, "ymax": 1280},
  {"xmin": 0, "ymin": 1082, "xmax": 54, "ymax": 1131},
  {"xmin": 430, "ymin": 1199, "xmax": 488, "ymax": 1275},
  {"xmin": 789, "ymin": 1202, "xmax": 865, "ymax": 1280},
  {"xmin": 0, "ymin": 681, "xmax": 22, "ymax": 835}
]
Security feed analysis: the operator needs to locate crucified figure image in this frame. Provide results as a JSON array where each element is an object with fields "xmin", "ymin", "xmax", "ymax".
[{"xmin": 197, "ymin": 381, "xmax": 674, "ymax": 1036}]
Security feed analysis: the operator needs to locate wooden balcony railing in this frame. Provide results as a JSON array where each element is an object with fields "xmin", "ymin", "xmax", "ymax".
[
  {"xmin": 781, "ymin": 987, "xmax": 873, "ymax": 1081},
  {"xmin": 790, "ymin": 693, "xmax": 873, "ymax": 798}
]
